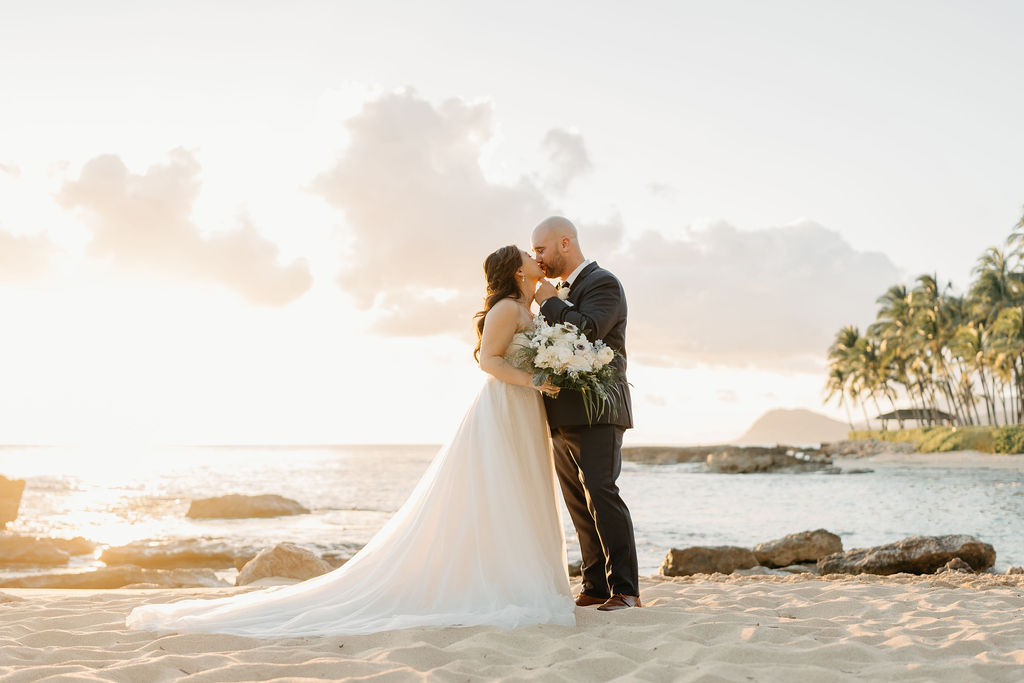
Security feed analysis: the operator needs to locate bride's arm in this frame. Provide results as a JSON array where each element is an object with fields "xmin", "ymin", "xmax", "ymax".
[{"xmin": 478, "ymin": 300, "xmax": 539, "ymax": 388}]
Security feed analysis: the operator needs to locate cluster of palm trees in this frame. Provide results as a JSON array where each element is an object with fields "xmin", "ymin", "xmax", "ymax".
[{"xmin": 826, "ymin": 212, "xmax": 1024, "ymax": 430}]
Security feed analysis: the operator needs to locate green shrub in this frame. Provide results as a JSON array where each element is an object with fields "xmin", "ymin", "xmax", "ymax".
[
  {"xmin": 917, "ymin": 426, "xmax": 994, "ymax": 453},
  {"xmin": 849, "ymin": 426, "xmax": 997, "ymax": 453},
  {"xmin": 993, "ymin": 426, "xmax": 1024, "ymax": 454},
  {"xmin": 848, "ymin": 427, "xmax": 943, "ymax": 449},
  {"xmin": 915, "ymin": 427, "xmax": 954, "ymax": 451}
]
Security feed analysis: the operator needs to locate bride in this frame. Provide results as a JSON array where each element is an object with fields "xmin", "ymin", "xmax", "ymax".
[{"xmin": 126, "ymin": 245, "xmax": 576, "ymax": 637}]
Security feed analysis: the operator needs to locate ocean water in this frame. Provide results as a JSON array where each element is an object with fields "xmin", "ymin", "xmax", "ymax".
[{"xmin": 1, "ymin": 445, "xmax": 1022, "ymax": 580}]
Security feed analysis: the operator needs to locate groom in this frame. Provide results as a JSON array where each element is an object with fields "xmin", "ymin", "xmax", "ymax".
[{"xmin": 531, "ymin": 216, "xmax": 640, "ymax": 611}]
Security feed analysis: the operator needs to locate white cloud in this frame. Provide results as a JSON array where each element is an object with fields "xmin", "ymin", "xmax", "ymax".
[
  {"xmin": 541, "ymin": 128, "xmax": 592, "ymax": 194},
  {"xmin": 619, "ymin": 220, "xmax": 901, "ymax": 368},
  {"xmin": 312, "ymin": 90, "xmax": 557, "ymax": 335},
  {"xmin": 0, "ymin": 228, "xmax": 54, "ymax": 282},
  {"xmin": 310, "ymin": 91, "xmax": 898, "ymax": 370},
  {"xmin": 57, "ymin": 149, "xmax": 312, "ymax": 306}
]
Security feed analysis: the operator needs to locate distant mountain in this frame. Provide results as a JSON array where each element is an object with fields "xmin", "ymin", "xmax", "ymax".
[{"xmin": 735, "ymin": 408, "xmax": 852, "ymax": 446}]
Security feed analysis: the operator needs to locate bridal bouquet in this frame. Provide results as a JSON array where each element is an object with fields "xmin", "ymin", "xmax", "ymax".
[{"xmin": 508, "ymin": 315, "xmax": 620, "ymax": 424}]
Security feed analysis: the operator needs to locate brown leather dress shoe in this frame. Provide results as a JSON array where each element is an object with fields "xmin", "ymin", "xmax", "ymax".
[
  {"xmin": 574, "ymin": 593, "xmax": 609, "ymax": 607},
  {"xmin": 597, "ymin": 594, "xmax": 642, "ymax": 611}
]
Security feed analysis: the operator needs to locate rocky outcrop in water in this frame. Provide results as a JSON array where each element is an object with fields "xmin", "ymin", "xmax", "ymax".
[
  {"xmin": 0, "ymin": 476, "xmax": 25, "ymax": 530},
  {"xmin": 236, "ymin": 543, "xmax": 335, "ymax": 586},
  {"xmin": 0, "ymin": 565, "xmax": 229, "ymax": 589},
  {"xmin": 0, "ymin": 534, "xmax": 96, "ymax": 565},
  {"xmin": 101, "ymin": 539, "xmax": 249, "ymax": 569},
  {"xmin": 624, "ymin": 440, "xmax": 909, "ymax": 469},
  {"xmin": 660, "ymin": 546, "xmax": 759, "ymax": 576},
  {"xmin": 817, "ymin": 535, "xmax": 996, "ymax": 575},
  {"xmin": 753, "ymin": 529, "xmax": 843, "ymax": 568},
  {"xmin": 186, "ymin": 494, "xmax": 310, "ymax": 519},
  {"xmin": 705, "ymin": 447, "xmax": 837, "ymax": 474},
  {"xmin": 621, "ymin": 447, "xmax": 714, "ymax": 465}
]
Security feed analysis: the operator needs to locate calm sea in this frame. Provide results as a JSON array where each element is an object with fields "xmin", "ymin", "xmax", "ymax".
[{"xmin": 1, "ymin": 445, "xmax": 1022, "ymax": 580}]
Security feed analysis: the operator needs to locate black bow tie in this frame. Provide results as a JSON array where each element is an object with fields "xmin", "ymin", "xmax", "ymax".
[{"xmin": 558, "ymin": 281, "xmax": 571, "ymax": 290}]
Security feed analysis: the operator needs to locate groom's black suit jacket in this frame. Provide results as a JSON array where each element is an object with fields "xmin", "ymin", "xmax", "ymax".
[{"xmin": 539, "ymin": 261, "xmax": 633, "ymax": 430}]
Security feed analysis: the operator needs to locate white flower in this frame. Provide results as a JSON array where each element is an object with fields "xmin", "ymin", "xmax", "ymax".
[
  {"xmin": 557, "ymin": 286, "xmax": 570, "ymax": 301},
  {"xmin": 567, "ymin": 350, "xmax": 596, "ymax": 372}
]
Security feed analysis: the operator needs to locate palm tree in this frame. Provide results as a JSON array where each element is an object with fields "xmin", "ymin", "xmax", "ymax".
[
  {"xmin": 970, "ymin": 248, "xmax": 1021, "ymax": 325},
  {"xmin": 869, "ymin": 283, "xmax": 916, "ymax": 427},
  {"xmin": 1003, "ymin": 205, "xmax": 1024, "ymax": 256},
  {"xmin": 826, "ymin": 213, "xmax": 1024, "ymax": 428},
  {"xmin": 989, "ymin": 306, "xmax": 1024, "ymax": 423},
  {"xmin": 825, "ymin": 326, "xmax": 861, "ymax": 430},
  {"xmin": 949, "ymin": 322, "xmax": 993, "ymax": 425},
  {"xmin": 825, "ymin": 367, "xmax": 854, "ymax": 431},
  {"xmin": 849, "ymin": 336, "xmax": 887, "ymax": 429}
]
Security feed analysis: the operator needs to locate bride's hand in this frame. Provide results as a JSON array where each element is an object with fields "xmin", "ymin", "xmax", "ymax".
[
  {"xmin": 534, "ymin": 280, "xmax": 558, "ymax": 305},
  {"xmin": 536, "ymin": 379, "xmax": 560, "ymax": 397}
]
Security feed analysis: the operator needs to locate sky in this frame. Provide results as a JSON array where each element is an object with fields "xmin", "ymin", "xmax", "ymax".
[{"xmin": 1, "ymin": 1, "xmax": 1022, "ymax": 445}]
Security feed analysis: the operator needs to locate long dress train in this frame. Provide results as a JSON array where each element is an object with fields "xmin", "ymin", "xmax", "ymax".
[{"xmin": 125, "ymin": 373, "xmax": 575, "ymax": 637}]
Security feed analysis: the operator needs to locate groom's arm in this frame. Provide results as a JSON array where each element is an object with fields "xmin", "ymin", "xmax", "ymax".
[{"xmin": 539, "ymin": 273, "xmax": 622, "ymax": 341}]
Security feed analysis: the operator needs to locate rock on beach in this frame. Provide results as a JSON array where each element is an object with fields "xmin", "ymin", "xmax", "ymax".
[
  {"xmin": 660, "ymin": 546, "xmax": 759, "ymax": 576},
  {"xmin": 818, "ymin": 534, "xmax": 996, "ymax": 575},
  {"xmin": 753, "ymin": 529, "xmax": 843, "ymax": 568},
  {"xmin": 235, "ymin": 543, "xmax": 335, "ymax": 586}
]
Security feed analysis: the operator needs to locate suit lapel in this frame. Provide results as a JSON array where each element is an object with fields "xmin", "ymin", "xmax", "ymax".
[{"xmin": 569, "ymin": 261, "xmax": 600, "ymax": 295}]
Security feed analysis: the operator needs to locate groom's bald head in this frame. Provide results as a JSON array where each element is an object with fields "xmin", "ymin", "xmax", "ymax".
[
  {"xmin": 531, "ymin": 216, "xmax": 585, "ymax": 279},
  {"xmin": 533, "ymin": 216, "xmax": 578, "ymax": 243}
]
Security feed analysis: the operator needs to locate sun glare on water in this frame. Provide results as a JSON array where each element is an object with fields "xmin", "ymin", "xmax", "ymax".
[{"xmin": 4, "ymin": 444, "xmax": 192, "ymax": 547}]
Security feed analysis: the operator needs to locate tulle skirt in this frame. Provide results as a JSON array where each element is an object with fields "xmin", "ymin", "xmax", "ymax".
[{"xmin": 125, "ymin": 378, "xmax": 575, "ymax": 637}]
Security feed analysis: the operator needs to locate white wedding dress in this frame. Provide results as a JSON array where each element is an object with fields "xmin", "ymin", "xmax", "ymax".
[{"xmin": 126, "ymin": 355, "xmax": 575, "ymax": 637}]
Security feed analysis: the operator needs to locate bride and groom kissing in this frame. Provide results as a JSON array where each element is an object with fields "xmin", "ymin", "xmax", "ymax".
[{"xmin": 126, "ymin": 216, "xmax": 638, "ymax": 637}]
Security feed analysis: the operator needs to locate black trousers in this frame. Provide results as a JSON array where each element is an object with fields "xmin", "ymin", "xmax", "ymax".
[{"xmin": 551, "ymin": 424, "xmax": 639, "ymax": 597}]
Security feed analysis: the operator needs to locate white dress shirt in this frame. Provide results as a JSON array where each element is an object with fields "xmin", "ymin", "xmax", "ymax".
[{"xmin": 563, "ymin": 259, "xmax": 593, "ymax": 287}]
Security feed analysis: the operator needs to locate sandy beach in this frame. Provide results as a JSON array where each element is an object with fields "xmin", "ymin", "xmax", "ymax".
[
  {"xmin": 837, "ymin": 449, "xmax": 1024, "ymax": 470},
  {"xmin": 2, "ymin": 573, "xmax": 1022, "ymax": 682}
]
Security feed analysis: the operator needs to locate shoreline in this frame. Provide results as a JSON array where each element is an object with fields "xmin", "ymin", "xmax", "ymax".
[
  {"xmin": 836, "ymin": 449, "xmax": 1024, "ymax": 469},
  {"xmin": 3, "ymin": 447, "xmax": 1021, "ymax": 589}
]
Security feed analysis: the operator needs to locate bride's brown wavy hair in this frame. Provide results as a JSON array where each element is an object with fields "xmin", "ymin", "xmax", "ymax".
[{"xmin": 473, "ymin": 245, "xmax": 524, "ymax": 362}]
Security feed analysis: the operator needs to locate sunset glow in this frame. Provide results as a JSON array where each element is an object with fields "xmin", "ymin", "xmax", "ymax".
[{"xmin": 2, "ymin": 2, "xmax": 1023, "ymax": 446}]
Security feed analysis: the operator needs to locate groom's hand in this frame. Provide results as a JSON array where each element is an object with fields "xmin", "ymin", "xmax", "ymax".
[{"xmin": 535, "ymin": 280, "xmax": 558, "ymax": 305}]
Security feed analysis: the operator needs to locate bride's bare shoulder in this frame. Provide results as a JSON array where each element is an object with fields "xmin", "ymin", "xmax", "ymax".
[
  {"xmin": 489, "ymin": 297, "xmax": 521, "ymax": 313},
  {"xmin": 484, "ymin": 298, "xmax": 519, "ymax": 323}
]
